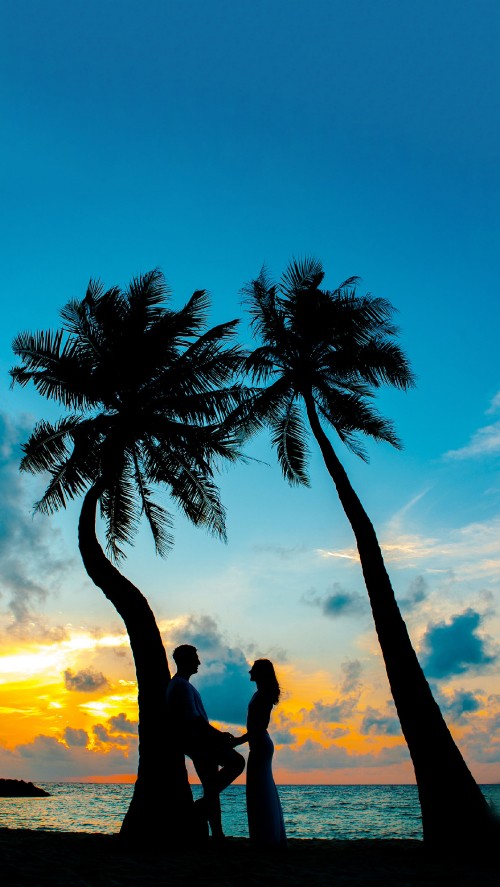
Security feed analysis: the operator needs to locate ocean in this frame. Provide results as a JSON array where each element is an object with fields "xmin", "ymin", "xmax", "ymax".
[{"xmin": 1, "ymin": 783, "xmax": 499, "ymax": 840}]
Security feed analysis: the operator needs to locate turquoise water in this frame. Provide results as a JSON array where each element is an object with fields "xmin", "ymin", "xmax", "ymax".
[{"xmin": 1, "ymin": 783, "xmax": 499, "ymax": 839}]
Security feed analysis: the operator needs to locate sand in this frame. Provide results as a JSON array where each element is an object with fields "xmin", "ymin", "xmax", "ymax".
[{"xmin": 0, "ymin": 827, "xmax": 497, "ymax": 886}]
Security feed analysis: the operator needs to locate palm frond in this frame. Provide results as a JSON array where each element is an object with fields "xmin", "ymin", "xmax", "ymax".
[
  {"xmin": 172, "ymin": 466, "xmax": 227, "ymax": 539},
  {"xmin": 241, "ymin": 268, "xmax": 290, "ymax": 351},
  {"xmin": 243, "ymin": 346, "xmax": 280, "ymax": 384},
  {"xmin": 11, "ymin": 329, "xmax": 64, "ymax": 387},
  {"xmin": 19, "ymin": 415, "xmax": 84, "ymax": 475},
  {"xmin": 125, "ymin": 268, "xmax": 170, "ymax": 333},
  {"xmin": 168, "ymin": 288, "xmax": 211, "ymax": 338},
  {"xmin": 132, "ymin": 449, "xmax": 174, "ymax": 557},
  {"xmin": 351, "ymin": 337, "xmax": 416, "ymax": 389},
  {"xmin": 222, "ymin": 377, "xmax": 292, "ymax": 442},
  {"xmin": 176, "ymin": 321, "xmax": 243, "ymax": 391},
  {"xmin": 314, "ymin": 387, "xmax": 402, "ymax": 451},
  {"xmin": 173, "ymin": 384, "xmax": 258, "ymax": 427},
  {"xmin": 280, "ymin": 257, "xmax": 325, "ymax": 297},
  {"xmin": 100, "ymin": 468, "xmax": 140, "ymax": 562},
  {"xmin": 328, "ymin": 276, "xmax": 362, "ymax": 297},
  {"xmin": 11, "ymin": 332, "xmax": 100, "ymax": 409},
  {"xmin": 34, "ymin": 450, "xmax": 94, "ymax": 514},
  {"xmin": 271, "ymin": 400, "xmax": 310, "ymax": 485}
]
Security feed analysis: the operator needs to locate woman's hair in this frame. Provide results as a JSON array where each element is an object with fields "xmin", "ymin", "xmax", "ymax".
[{"xmin": 252, "ymin": 658, "xmax": 281, "ymax": 706}]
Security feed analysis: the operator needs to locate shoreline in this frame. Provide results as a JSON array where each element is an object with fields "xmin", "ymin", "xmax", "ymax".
[{"xmin": 1, "ymin": 828, "xmax": 497, "ymax": 886}]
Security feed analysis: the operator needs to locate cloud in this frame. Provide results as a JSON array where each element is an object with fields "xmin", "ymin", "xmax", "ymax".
[
  {"xmin": 305, "ymin": 697, "xmax": 358, "ymax": 725},
  {"xmin": 486, "ymin": 392, "xmax": 500, "ymax": 415},
  {"xmin": 8, "ymin": 732, "xmax": 136, "ymax": 780},
  {"xmin": 64, "ymin": 667, "xmax": 110, "ymax": 693},
  {"xmin": 271, "ymin": 711, "xmax": 297, "ymax": 746},
  {"xmin": 252, "ymin": 543, "xmax": 308, "ymax": 560},
  {"xmin": 108, "ymin": 713, "xmax": 137, "ymax": 735},
  {"xmin": 340, "ymin": 659, "xmax": 363, "ymax": 694},
  {"xmin": 63, "ymin": 727, "xmax": 89, "ymax": 747},
  {"xmin": 303, "ymin": 583, "xmax": 366, "ymax": 619},
  {"xmin": 460, "ymin": 699, "xmax": 500, "ymax": 764},
  {"xmin": 93, "ymin": 724, "xmax": 111, "ymax": 743},
  {"xmin": 445, "ymin": 421, "xmax": 500, "ymax": 460},
  {"xmin": 438, "ymin": 688, "xmax": 484, "ymax": 723},
  {"xmin": 445, "ymin": 394, "xmax": 500, "ymax": 460},
  {"xmin": 92, "ymin": 713, "xmax": 138, "ymax": 747},
  {"xmin": 277, "ymin": 738, "xmax": 410, "ymax": 772},
  {"xmin": 398, "ymin": 575, "xmax": 429, "ymax": 613},
  {"xmin": 169, "ymin": 615, "xmax": 251, "ymax": 725},
  {"xmin": 0, "ymin": 412, "xmax": 71, "ymax": 638},
  {"xmin": 319, "ymin": 518, "xmax": 500, "ymax": 580},
  {"xmin": 420, "ymin": 609, "xmax": 498, "ymax": 679},
  {"xmin": 359, "ymin": 705, "xmax": 401, "ymax": 737}
]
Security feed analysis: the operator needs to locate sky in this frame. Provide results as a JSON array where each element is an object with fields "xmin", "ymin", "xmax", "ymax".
[{"xmin": 0, "ymin": 0, "xmax": 499, "ymax": 785}]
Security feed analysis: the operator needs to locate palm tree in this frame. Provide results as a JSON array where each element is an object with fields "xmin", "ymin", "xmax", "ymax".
[
  {"xmin": 11, "ymin": 268, "xmax": 250, "ymax": 844},
  {"xmin": 243, "ymin": 257, "xmax": 496, "ymax": 851}
]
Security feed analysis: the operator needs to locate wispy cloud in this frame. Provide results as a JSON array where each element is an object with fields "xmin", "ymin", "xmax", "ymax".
[
  {"xmin": 388, "ymin": 490, "xmax": 431, "ymax": 527},
  {"xmin": 317, "ymin": 517, "xmax": 500, "ymax": 578},
  {"xmin": 444, "ymin": 391, "xmax": 500, "ymax": 459},
  {"xmin": 486, "ymin": 392, "xmax": 500, "ymax": 415},
  {"xmin": 445, "ymin": 420, "xmax": 500, "ymax": 460}
]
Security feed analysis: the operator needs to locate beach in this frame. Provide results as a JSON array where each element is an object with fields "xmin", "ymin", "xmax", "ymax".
[{"xmin": 1, "ymin": 828, "xmax": 497, "ymax": 887}]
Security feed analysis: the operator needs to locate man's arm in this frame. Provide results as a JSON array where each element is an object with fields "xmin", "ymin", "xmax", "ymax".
[{"xmin": 167, "ymin": 679, "xmax": 233, "ymax": 745}]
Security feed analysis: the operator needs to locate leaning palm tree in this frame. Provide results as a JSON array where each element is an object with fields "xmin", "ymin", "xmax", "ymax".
[
  {"xmin": 11, "ymin": 268, "xmax": 250, "ymax": 844},
  {"xmin": 243, "ymin": 257, "xmax": 496, "ymax": 851}
]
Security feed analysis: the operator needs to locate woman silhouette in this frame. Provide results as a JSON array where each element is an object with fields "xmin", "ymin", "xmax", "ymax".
[{"xmin": 233, "ymin": 659, "xmax": 286, "ymax": 847}]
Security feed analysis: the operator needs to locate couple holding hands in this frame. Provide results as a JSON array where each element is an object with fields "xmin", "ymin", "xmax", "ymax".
[{"xmin": 166, "ymin": 644, "xmax": 286, "ymax": 847}]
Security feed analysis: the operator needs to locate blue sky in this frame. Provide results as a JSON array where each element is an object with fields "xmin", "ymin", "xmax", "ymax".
[{"xmin": 1, "ymin": 1, "xmax": 500, "ymax": 785}]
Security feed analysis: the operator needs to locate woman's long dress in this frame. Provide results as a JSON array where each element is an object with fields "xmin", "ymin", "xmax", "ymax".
[{"xmin": 246, "ymin": 690, "xmax": 287, "ymax": 847}]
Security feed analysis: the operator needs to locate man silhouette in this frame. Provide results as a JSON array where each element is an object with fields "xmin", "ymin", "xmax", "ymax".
[{"xmin": 166, "ymin": 644, "xmax": 245, "ymax": 840}]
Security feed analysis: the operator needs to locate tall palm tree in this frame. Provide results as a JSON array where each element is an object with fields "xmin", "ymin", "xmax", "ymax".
[
  {"xmin": 11, "ymin": 268, "xmax": 250, "ymax": 844},
  {"xmin": 243, "ymin": 257, "xmax": 496, "ymax": 851}
]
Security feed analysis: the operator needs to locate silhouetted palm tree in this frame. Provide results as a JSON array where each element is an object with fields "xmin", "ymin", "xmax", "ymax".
[
  {"xmin": 243, "ymin": 257, "xmax": 495, "ymax": 851},
  {"xmin": 11, "ymin": 268, "xmax": 249, "ymax": 844}
]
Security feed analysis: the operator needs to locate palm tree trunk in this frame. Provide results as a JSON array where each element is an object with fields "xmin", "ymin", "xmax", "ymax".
[
  {"xmin": 78, "ymin": 484, "xmax": 193, "ymax": 846},
  {"xmin": 304, "ymin": 394, "xmax": 496, "ymax": 851}
]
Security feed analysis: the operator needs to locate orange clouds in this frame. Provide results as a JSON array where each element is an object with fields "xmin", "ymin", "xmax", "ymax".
[{"xmin": 1, "ymin": 619, "xmax": 500, "ymax": 785}]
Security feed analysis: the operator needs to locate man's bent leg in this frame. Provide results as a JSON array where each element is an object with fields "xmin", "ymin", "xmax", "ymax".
[
  {"xmin": 215, "ymin": 747, "xmax": 245, "ymax": 794},
  {"xmin": 190, "ymin": 746, "xmax": 244, "ymax": 839},
  {"xmin": 190, "ymin": 751, "xmax": 224, "ymax": 840}
]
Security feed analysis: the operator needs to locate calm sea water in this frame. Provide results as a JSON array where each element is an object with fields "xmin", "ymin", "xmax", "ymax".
[{"xmin": 1, "ymin": 784, "xmax": 499, "ymax": 840}]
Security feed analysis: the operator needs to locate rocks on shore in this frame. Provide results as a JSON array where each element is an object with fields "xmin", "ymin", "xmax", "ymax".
[{"xmin": 0, "ymin": 778, "xmax": 50, "ymax": 797}]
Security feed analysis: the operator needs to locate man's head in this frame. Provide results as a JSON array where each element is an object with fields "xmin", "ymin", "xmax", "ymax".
[{"xmin": 172, "ymin": 644, "xmax": 200, "ymax": 677}]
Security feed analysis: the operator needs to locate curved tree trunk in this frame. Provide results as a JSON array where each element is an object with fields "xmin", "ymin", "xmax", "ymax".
[
  {"xmin": 304, "ymin": 395, "xmax": 496, "ymax": 852},
  {"xmin": 78, "ymin": 484, "xmax": 193, "ymax": 846}
]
